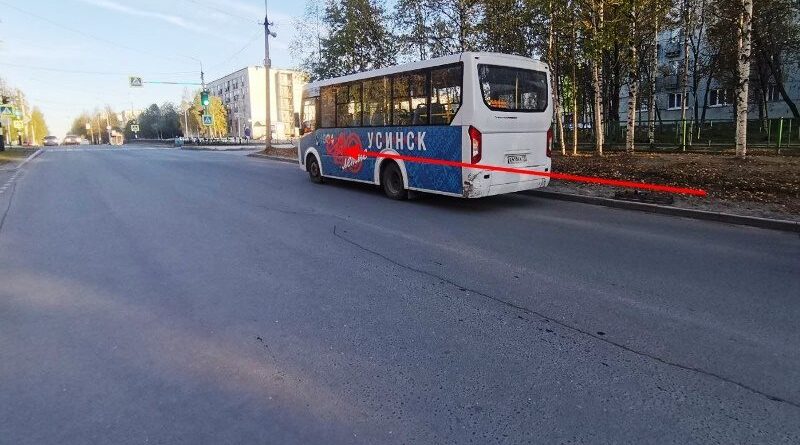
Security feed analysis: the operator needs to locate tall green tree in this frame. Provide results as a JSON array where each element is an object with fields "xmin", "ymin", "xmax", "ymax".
[
  {"xmin": 309, "ymin": 0, "xmax": 395, "ymax": 80},
  {"xmin": 292, "ymin": 0, "xmax": 327, "ymax": 72},
  {"xmin": 395, "ymin": 0, "xmax": 482, "ymax": 61},
  {"xmin": 479, "ymin": 0, "xmax": 539, "ymax": 56},
  {"xmin": 187, "ymin": 93, "xmax": 227, "ymax": 137},
  {"xmin": 29, "ymin": 107, "xmax": 49, "ymax": 142},
  {"xmin": 138, "ymin": 104, "xmax": 164, "ymax": 139}
]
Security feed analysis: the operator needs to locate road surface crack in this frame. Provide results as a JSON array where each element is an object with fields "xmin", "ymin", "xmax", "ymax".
[{"xmin": 332, "ymin": 224, "xmax": 800, "ymax": 410}]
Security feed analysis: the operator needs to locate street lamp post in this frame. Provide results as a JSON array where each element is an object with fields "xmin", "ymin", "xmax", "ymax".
[{"xmin": 264, "ymin": 0, "xmax": 276, "ymax": 150}]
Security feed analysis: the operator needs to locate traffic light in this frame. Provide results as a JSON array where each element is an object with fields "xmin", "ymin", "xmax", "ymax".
[{"xmin": 201, "ymin": 91, "xmax": 210, "ymax": 107}]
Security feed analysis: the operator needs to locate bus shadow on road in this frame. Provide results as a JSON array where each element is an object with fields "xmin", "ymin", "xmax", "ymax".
[{"xmin": 324, "ymin": 177, "xmax": 543, "ymax": 213}]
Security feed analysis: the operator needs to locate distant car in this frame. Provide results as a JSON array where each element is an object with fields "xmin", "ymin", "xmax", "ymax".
[
  {"xmin": 43, "ymin": 135, "xmax": 59, "ymax": 146},
  {"xmin": 62, "ymin": 135, "xmax": 81, "ymax": 146}
]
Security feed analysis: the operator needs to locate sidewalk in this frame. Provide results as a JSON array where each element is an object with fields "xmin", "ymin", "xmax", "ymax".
[{"xmin": 181, "ymin": 145, "xmax": 260, "ymax": 151}]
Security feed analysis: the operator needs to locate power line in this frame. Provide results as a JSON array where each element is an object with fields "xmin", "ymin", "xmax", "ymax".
[
  {"xmin": 182, "ymin": 0, "xmax": 259, "ymax": 24},
  {"xmin": 206, "ymin": 30, "xmax": 263, "ymax": 77}
]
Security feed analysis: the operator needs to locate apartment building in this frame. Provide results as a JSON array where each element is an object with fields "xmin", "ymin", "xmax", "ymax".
[
  {"xmin": 207, "ymin": 66, "xmax": 306, "ymax": 140},
  {"xmin": 619, "ymin": 27, "xmax": 800, "ymax": 124}
]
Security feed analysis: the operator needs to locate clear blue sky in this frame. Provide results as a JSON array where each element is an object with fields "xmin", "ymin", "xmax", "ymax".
[{"xmin": 0, "ymin": 0, "xmax": 303, "ymax": 137}]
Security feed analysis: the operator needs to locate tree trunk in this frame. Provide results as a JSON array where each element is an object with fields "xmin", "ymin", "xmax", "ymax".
[
  {"xmin": 625, "ymin": 2, "xmax": 639, "ymax": 153},
  {"xmin": 648, "ymin": 16, "xmax": 659, "ymax": 148},
  {"xmin": 680, "ymin": 0, "xmax": 691, "ymax": 151},
  {"xmin": 736, "ymin": 0, "xmax": 753, "ymax": 158},
  {"xmin": 591, "ymin": 0, "xmax": 605, "ymax": 155},
  {"xmin": 548, "ymin": 1, "xmax": 566, "ymax": 155},
  {"xmin": 571, "ymin": 8, "xmax": 579, "ymax": 155},
  {"xmin": 572, "ymin": 63, "xmax": 579, "ymax": 155}
]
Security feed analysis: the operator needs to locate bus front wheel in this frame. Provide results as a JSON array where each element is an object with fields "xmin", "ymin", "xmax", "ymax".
[
  {"xmin": 307, "ymin": 155, "xmax": 323, "ymax": 184},
  {"xmin": 381, "ymin": 162, "xmax": 408, "ymax": 200}
]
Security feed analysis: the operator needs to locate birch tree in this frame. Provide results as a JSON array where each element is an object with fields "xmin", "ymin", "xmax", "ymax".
[
  {"xmin": 547, "ymin": 0, "xmax": 567, "ymax": 154},
  {"xmin": 624, "ymin": 0, "xmax": 640, "ymax": 152},
  {"xmin": 647, "ymin": 13, "xmax": 659, "ymax": 147},
  {"xmin": 735, "ymin": 0, "xmax": 753, "ymax": 158},
  {"xmin": 679, "ymin": 0, "xmax": 692, "ymax": 150},
  {"xmin": 589, "ymin": 0, "xmax": 605, "ymax": 154}
]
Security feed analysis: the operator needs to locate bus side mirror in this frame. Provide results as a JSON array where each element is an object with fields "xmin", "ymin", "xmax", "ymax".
[{"xmin": 293, "ymin": 112, "xmax": 301, "ymax": 129}]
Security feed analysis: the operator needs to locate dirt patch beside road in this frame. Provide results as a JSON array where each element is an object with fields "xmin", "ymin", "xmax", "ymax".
[
  {"xmin": 0, "ymin": 148, "xmax": 37, "ymax": 167},
  {"xmin": 550, "ymin": 152, "xmax": 800, "ymax": 221},
  {"xmin": 261, "ymin": 146, "xmax": 298, "ymax": 160}
]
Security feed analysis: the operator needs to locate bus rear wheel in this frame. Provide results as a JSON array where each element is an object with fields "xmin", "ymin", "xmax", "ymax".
[
  {"xmin": 307, "ymin": 155, "xmax": 323, "ymax": 184},
  {"xmin": 381, "ymin": 162, "xmax": 407, "ymax": 200}
]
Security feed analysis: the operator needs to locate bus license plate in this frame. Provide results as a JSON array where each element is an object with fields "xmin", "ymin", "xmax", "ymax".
[{"xmin": 506, "ymin": 154, "xmax": 527, "ymax": 165}]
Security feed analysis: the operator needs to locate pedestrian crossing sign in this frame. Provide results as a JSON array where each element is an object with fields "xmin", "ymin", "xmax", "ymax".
[
  {"xmin": 0, "ymin": 105, "xmax": 14, "ymax": 116},
  {"xmin": 202, "ymin": 114, "xmax": 213, "ymax": 126}
]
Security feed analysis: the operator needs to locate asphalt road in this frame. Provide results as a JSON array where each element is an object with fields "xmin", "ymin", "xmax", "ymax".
[{"xmin": 1, "ymin": 146, "xmax": 799, "ymax": 444}]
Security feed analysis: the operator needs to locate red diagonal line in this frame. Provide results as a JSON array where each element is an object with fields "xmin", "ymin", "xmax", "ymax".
[{"xmin": 351, "ymin": 150, "xmax": 707, "ymax": 197}]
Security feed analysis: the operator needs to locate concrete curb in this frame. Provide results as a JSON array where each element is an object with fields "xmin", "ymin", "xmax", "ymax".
[
  {"xmin": 0, "ymin": 149, "xmax": 44, "ymax": 172},
  {"xmin": 247, "ymin": 153, "xmax": 298, "ymax": 164},
  {"xmin": 525, "ymin": 190, "xmax": 800, "ymax": 233}
]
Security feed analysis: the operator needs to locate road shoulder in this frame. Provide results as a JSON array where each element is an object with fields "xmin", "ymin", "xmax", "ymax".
[{"xmin": 527, "ymin": 188, "xmax": 800, "ymax": 233}]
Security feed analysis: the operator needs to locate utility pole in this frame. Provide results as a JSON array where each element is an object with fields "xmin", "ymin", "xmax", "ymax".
[
  {"xmin": 200, "ymin": 60, "xmax": 206, "ymax": 93},
  {"xmin": 198, "ymin": 59, "xmax": 207, "ymax": 138},
  {"xmin": 264, "ymin": 0, "xmax": 276, "ymax": 150}
]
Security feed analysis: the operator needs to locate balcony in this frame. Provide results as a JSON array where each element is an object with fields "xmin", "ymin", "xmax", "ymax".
[{"xmin": 664, "ymin": 42, "xmax": 681, "ymax": 58}]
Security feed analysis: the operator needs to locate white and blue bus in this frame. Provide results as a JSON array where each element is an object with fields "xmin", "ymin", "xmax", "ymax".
[{"xmin": 297, "ymin": 52, "xmax": 553, "ymax": 199}]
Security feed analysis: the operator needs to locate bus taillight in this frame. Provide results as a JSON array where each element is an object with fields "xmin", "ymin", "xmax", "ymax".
[
  {"xmin": 469, "ymin": 126, "xmax": 482, "ymax": 164},
  {"xmin": 546, "ymin": 127, "xmax": 553, "ymax": 158}
]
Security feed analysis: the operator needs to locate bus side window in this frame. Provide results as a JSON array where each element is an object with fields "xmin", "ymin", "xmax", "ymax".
[
  {"xmin": 363, "ymin": 77, "xmax": 389, "ymax": 127},
  {"xmin": 348, "ymin": 83, "xmax": 363, "ymax": 127},
  {"xmin": 336, "ymin": 86, "xmax": 352, "ymax": 127},
  {"xmin": 431, "ymin": 65, "xmax": 462, "ymax": 125},
  {"xmin": 392, "ymin": 75, "xmax": 411, "ymax": 126},
  {"xmin": 321, "ymin": 87, "xmax": 336, "ymax": 128},
  {"xmin": 301, "ymin": 97, "xmax": 318, "ymax": 134},
  {"xmin": 409, "ymin": 73, "xmax": 428, "ymax": 125}
]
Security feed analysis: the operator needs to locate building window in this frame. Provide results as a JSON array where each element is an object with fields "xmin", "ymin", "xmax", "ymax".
[
  {"xmin": 709, "ymin": 89, "xmax": 728, "ymax": 107},
  {"xmin": 664, "ymin": 30, "xmax": 682, "ymax": 58},
  {"xmin": 668, "ymin": 92, "xmax": 683, "ymax": 110},
  {"xmin": 667, "ymin": 60, "xmax": 680, "ymax": 76}
]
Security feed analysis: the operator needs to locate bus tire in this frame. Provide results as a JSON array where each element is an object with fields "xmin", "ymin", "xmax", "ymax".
[
  {"xmin": 307, "ymin": 154, "xmax": 323, "ymax": 184},
  {"xmin": 381, "ymin": 162, "xmax": 407, "ymax": 200}
]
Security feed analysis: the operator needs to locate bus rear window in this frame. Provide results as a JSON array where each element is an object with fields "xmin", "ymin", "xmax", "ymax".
[{"xmin": 478, "ymin": 65, "xmax": 548, "ymax": 112}]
